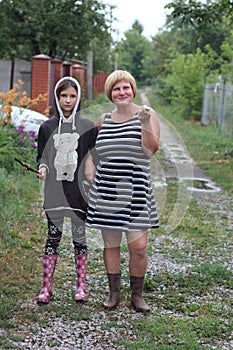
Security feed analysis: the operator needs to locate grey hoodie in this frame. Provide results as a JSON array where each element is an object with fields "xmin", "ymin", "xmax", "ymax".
[{"xmin": 37, "ymin": 76, "xmax": 97, "ymax": 221}]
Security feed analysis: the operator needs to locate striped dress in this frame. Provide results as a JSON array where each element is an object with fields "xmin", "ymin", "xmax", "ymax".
[{"xmin": 86, "ymin": 113, "xmax": 159, "ymax": 231}]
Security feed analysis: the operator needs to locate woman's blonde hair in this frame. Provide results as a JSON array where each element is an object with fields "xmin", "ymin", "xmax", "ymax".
[{"xmin": 104, "ymin": 70, "xmax": 137, "ymax": 101}]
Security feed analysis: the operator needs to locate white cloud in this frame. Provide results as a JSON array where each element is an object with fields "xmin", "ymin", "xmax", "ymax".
[{"xmin": 107, "ymin": 0, "xmax": 171, "ymax": 40}]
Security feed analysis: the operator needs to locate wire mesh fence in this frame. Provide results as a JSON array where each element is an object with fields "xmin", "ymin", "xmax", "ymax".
[{"xmin": 201, "ymin": 81, "xmax": 233, "ymax": 137}]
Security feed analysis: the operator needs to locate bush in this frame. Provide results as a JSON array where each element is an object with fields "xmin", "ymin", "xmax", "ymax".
[{"xmin": 0, "ymin": 124, "xmax": 37, "ymax": 174}]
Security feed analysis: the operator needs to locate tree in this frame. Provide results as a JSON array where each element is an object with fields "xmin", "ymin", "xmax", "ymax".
[
  {"xmin": 166, "ymin": 0, "xmax": 233, "ymax": 26},
  {"xmin": 116, "ymin": 21, "xmax": 151, "ymax": 82},
  {"xmin": 165, "ymin": 0, "xmax": 231, "ymax": 56},
  {"xmin": 160, "ymin": 45, "xmax": 221, "ymax": 119},
  {"xmin": 0, "ymin": 0, "xmax": 113, "ymax": 70}
]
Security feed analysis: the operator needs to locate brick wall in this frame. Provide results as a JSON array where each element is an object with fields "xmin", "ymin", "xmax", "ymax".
[{"xmin": 31, "ymin": 54, "xmax": 108, "ymax": 114}]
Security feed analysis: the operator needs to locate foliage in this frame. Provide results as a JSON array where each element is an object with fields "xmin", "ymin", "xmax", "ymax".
[
  {"xmin": 166, "ymin": 0, "xmax": 233, "ymax": 27},
  {"xmin": 145, "ymin": 32, "xmax": 175, "ymax": 82},
  {"xmin": 0, "ymin": 0, "xmax": 113, "ymax": 67},
  {"xmin": 161, "ymin": 49, "xmax": 207, "ymax": 119},
  {"xmin": 0, "ymin": 167, "xmax": 39, "ymax": 233},
  {"xmin": 116, "ymin": 21, "xmax": 151, "ymax": 83},
  {"xmin": 0, "ymin": 80, "xmax": 47, "ymax": 124},
  {"xmin": 139, "ymin": 0, "xmax": 233, "ymax": 119},
  {"xmin": 219, "ymin": 25, "xmax": 233, "ymax": 82},
  {"xmin": 164, "ymin": 0, "xmax": 233, "ymax": 64},
  {"xmin": 0, "ymin": 80, "xmax": 46, "ymax": 174},
  {"xmin": 91, "ymin": 36, "xmax": 113, "ymax": 74},
  {"xmin": 0, "ymin": 123, "xmax": 37, "ymax": 173}
]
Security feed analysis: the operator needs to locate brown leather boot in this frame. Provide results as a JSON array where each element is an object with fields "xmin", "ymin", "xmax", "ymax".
[
  {"xmin": 103, "ymin": 272, "xmax": 121, "ymax": 309},
  {"xmin": 130, "ymin": 276, "xmax": 150, "ymax": 313}
]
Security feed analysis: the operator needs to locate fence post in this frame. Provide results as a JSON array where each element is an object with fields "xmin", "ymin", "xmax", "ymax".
[
  {"xmin": 31, "ymin": 54, "xmax": 51, "ymax": 113},
  {"xmin": 87, "ymin": 50, "xmax": 93, "ymax": 101}
]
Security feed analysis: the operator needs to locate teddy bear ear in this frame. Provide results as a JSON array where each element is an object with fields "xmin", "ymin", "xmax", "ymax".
[
  {"xmin": 72, "ymin": 133, "xmax": 80, "ymax": 140},
  {"xmin": 75, "ymin": 132, "xmax": 80, "ymax": 140}
]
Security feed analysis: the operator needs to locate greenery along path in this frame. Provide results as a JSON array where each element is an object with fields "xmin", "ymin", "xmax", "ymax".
[{"xmin": 1, "ymin": 95, "xmax": 232, "ymax": 350}]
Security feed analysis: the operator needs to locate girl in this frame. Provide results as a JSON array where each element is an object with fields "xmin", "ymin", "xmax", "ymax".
[{"xmin": 36, "ymin": 76, "xmax": 96, "ymax": 303}]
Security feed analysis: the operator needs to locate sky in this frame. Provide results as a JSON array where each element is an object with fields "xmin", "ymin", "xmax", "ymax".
[{"xmin": 107, "ymin": 0, "xmax": 171, "ymax": 40}]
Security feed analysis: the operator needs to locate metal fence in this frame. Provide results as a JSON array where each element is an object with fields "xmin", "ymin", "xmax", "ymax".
[{"xmin": 201, "ymin": 82, "xmax": 233, "ymax": 137}]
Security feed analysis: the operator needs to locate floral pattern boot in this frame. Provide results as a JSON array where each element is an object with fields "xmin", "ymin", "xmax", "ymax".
[
  {"xmin": 74, "ymin": 254, "xmax": 88, "ymax": 301},
  {"xmin": 37, "ymin": 254, "xmax": 58, "ymax": 304}
]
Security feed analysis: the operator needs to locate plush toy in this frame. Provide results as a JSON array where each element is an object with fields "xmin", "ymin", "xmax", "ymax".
[{"xmin": 53, "ymin": 132, "xmax": 80, "ymax": 181}]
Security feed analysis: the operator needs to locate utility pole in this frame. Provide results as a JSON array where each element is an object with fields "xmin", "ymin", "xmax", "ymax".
[
  {"xmin": 87, "ymin": 50, "xmax": 93, "ymax": 101},
  {"xmin": 114, "ymin": 30, "xmax": 119, "ymax": 70}
]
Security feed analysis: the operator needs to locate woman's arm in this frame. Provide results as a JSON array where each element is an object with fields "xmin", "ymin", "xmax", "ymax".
[
  {"xmin": 139, "ymin": 106, "xmax": 160, "ymax": 158},
  {"xmin": 84, "ymin": 151, "xmax": 96, "ymax": 183},
  {"xmin": 84, "ymin": 114, "xmax": 105, "ymax": 182}
]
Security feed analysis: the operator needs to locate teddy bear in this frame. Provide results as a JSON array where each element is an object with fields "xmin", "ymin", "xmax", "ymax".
[{"xmin": 53, "ymin": 132, "xmax": 80, "ymax": 181}]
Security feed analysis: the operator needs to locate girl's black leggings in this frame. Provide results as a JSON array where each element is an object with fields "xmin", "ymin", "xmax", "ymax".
[{"xmin": 44, "ymin": 214, "xmax": 87, "ymax": 255}]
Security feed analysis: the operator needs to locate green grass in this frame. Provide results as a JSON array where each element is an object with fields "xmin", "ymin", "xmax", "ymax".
[
  {"xmin": 0, "ymin": 91, "xmax": 232, "ymax": 349},
  {"xmin": 120, "ymin": 315, "xmax": 229, "ymax": 349}
]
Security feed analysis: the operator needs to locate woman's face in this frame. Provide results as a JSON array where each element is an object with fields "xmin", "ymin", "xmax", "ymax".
[
  {"xmin": 59, "ymin": 86, "xmax": 77, "ymax": 117},
  {"xmin": 111, "ymin": 79, "xmax": 134, "ymax": 103}
]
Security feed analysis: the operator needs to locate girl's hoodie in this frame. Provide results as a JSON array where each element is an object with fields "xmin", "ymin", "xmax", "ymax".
[{"xmin": 37, "ymin": 76, "xmax": 97, "ymax": 220}]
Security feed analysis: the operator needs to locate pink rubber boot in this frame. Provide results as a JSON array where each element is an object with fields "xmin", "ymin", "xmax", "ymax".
[
  {"xmin": 74, "ymin": 254, "xmax": 88, "ymax": 301},
  {"xmin": 37, "ymin": 255, "xmax": 58, "ymax": 304}
]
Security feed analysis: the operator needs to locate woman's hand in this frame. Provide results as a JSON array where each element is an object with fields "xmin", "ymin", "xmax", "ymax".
[
  {"xmin": 138, "ymin": 105, "xmax": 151, "ymax": 124},
  {"xmin": 85, "ymin": 152, "xmax": 96, "ymax": 183},
  {"xmin": 138, "ymin": 105, "xmax": 160, "ymax": 157}
]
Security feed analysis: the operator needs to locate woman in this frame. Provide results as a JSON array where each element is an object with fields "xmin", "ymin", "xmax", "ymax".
[
  {"xmin": 86, "ymin": 70, "xmax": 160, "ymax": 312},
  {"xmin": 36, "ymin": 76, "xmax": 97, "ymax": 304}
]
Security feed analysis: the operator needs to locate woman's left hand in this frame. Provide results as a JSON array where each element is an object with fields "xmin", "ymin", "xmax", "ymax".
[{"xmin": 138, "ymin": 105, "xmax": 151, "ymax": 124}]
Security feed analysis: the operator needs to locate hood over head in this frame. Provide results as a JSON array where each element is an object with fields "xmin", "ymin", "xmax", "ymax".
[{"xmin": 54, "ymin": 76, "xmax": 81, "ymax": 133}]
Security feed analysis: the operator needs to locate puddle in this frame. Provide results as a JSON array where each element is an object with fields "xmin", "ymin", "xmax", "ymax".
[
  {"xmin": 162, "ymin": 144, "xmax": 193, "ymax": 164},
  {"xmin": 179, "ymin": 177, "xmax": 221, "ymax": 193},
  {"xmin": 151, "ymin": 178, "xmax": 168, "ymax": 188},
  {"xmin": 159, "ymin": 142, "xmax": 221, "ymax": 193},
  {"xmin": 151, "ymin": 177, "xmax": 221, "ymax": 193}
]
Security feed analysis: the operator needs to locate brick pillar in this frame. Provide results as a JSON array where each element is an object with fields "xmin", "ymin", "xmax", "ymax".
[
  {"xmin": 72, "ymin": 64, "xmax": 87, "ymax": 97},
  {"xmin": 62, "ymin": 61, "xmax": 72, "ymax": 77},
  {"xmin": 31, "ymin": 54, "xmax": 51, "ymax": 113},
  {"xmin": 51, "ymin": 58, "xmax": 62, "ymax": 88}
]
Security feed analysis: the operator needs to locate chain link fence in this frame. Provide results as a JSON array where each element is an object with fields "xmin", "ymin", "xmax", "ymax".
[{"xmin": 201, "ymin": 81, "xmax": 233, "ymax": 137}]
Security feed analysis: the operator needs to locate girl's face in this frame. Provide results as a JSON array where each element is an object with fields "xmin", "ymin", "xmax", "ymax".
[
  {"xmin": 111, "ymin": 79, "xmax": 134, "ymax": 103},
  {"xmin": 59, "ymin": 86, "xmax": 77, "ymax": 117}
]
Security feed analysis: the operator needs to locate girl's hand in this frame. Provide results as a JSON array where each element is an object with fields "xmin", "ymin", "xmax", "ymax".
[{"xmin": 37, "ymin": 167, "xmax": 47, "ymax": 180}]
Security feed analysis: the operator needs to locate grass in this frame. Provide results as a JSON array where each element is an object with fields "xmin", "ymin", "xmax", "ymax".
[
  {"xmin": 150, "ymin": 94, "xmax": 233, "ymax": 194},
  {"xmin": 0, "ymin": 91, "xmax": 232, "ymax": 349}
]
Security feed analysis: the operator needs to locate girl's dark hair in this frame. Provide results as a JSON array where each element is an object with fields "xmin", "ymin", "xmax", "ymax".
[
  {"xmin": 54, "ymin": 78, "xmax": 81, "ymax": 117},
  {"xmin": 56, "ymin": 79, "xmax": 78, "ymax": 99}
]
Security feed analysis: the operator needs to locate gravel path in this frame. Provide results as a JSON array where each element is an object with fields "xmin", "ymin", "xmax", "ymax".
[{"xmin": 5, "ymin": 93, "xmax": 232, "ymax": 349}]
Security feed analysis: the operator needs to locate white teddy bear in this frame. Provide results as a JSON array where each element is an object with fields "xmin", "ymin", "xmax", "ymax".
[{"xmin": 53, "ymin": 132, "xmax": 80, "ymax": 181}]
